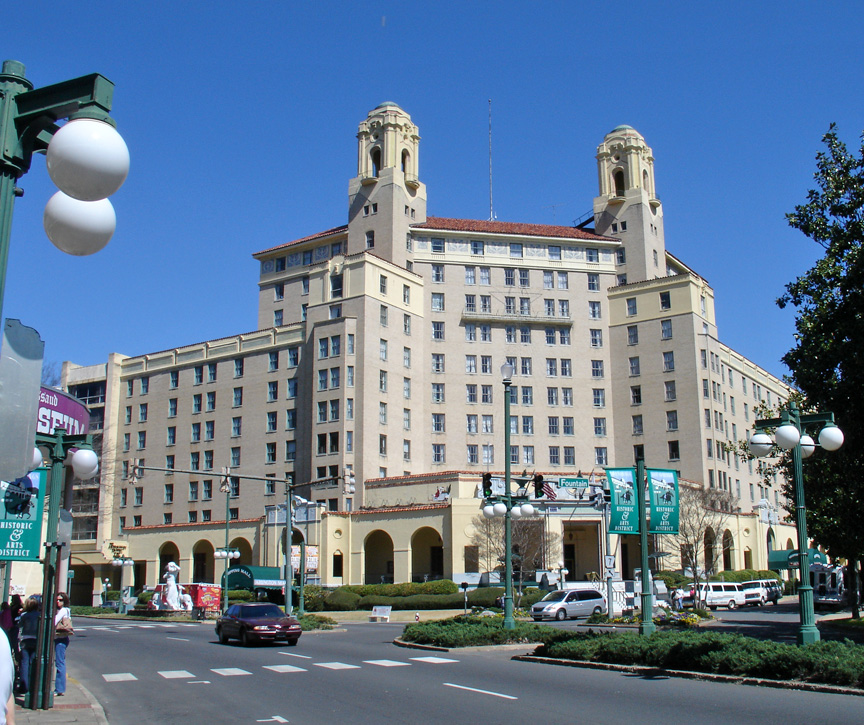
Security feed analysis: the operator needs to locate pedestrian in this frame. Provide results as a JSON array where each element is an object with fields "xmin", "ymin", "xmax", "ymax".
[
  {"xmin": 17, "ymin": 597, "xmax": 39, "ymax": 695},
  {"xmin": 53, "ymin": 592, "xmax": 73, "ymax": 697},
  {"xmin": 674, "ymin": 587, "xmax": 684, "ymax": 611},
  {"xmin": 0, "ymin": 622, "xmax": 14, "ymax": 724},
  {"xmin": 8, "ymin": 596, "xmax": 22, "ymax": 664}
]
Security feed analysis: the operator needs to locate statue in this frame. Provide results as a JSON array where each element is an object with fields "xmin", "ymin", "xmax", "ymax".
[
  {"xmin": 179, "ymin": 592, "xmax": 193, "ymax": 612},
  {"xmin": 163, "ymin": 562, "xmax": 182, "ymax": 610}
]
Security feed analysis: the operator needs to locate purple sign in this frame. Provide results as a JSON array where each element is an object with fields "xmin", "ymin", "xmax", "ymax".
[{"xmin": 37, "ymin": 386, "xmax": 90, "ymax": 436}]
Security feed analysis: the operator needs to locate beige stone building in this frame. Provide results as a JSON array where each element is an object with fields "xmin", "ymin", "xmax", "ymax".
[{"xmin": 55, "ymin": 105, "xmax": 795, "ymax": 604}]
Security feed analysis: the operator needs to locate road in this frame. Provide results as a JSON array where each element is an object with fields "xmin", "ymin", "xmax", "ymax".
[{"xmin": 68, "ymin": 615, "xmax": 864, "ymax": 724}]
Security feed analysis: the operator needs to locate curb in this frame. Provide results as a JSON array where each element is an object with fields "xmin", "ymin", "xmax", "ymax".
[
  {"xmin": 512, "ymin": 655, "xmax": 864, "ymax": 697},
  {"xmin": 72, "ymin": 677, "xmax": 110, "ymax": 725}
]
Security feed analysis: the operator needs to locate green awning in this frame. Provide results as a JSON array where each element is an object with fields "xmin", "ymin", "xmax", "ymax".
[
  {"xmin": 221, "ymin": 565, "xmax": 285, "ymax": 590},
  {"xmin": 767, "ymin": 548, "xmax": 824, "ymax": 571}
]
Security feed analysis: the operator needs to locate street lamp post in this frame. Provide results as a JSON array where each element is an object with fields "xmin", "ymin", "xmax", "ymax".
[
  {"xmin": 556, "ymin": 561, "xmax": 569, "ymax": 590},
  {"xmin": 480, "ymin": 364, "xmax": 536, "ymax": 630},
  {"xmin": 748, "ymin": 401, "xmax": 843, "ymax": 645},
  {"xmin": 216, "ymin": 468, "xmax": 238, "ymax": 612},
  {"xmin": 0, "ymin": 60, "xmax": 129, "ymax": 322},
  {"xmin": 635, "ymin": 456, "xmax": 656, "ymax": 636}
]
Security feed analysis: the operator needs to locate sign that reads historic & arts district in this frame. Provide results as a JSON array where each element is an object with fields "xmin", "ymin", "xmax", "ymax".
[
  {"xmin": 606, "ymin": 468, "xmax": 638, "ymax": 535},
  {"xmin": 647, "ymin": 468, "xmax": 680, "ymax": 534},
  {"xmin": 0, "ymin": 469, "xmax": 46, "ymax": 561}
]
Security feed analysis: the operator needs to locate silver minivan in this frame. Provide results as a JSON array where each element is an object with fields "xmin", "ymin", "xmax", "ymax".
[{"xmin": 532, "ymin": 589, "xmax": 606, "ymax": 621}]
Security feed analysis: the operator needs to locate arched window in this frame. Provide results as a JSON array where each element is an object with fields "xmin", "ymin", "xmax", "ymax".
[
  {"xmin": 642, "ymin": 169, "xmax": 650, "ymax": 194},
  {"xmin": 371, "ymin": 147, "xmax": 382, "ymax": 177},
  {"xmin": 613, "ymin": 169, "xmax": 626, "ymax": 196},
  {"xmin": 401, "ymin": 149, "xmax": 410, "ymax": 174}
]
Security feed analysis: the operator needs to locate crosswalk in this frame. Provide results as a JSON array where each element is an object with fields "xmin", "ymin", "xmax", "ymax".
[
  {"xmin": 101, "ymin": 655, "xmax": 459, "ymax": 683},
  {"xmin": 78, "ymin": 623, "xmax": 201, "ymax": 630}
]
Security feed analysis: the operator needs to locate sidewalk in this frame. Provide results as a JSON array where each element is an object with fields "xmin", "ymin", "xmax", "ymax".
[{"xmin": 12, "ymin": 677, "xmax": 107, "ymax": 725}]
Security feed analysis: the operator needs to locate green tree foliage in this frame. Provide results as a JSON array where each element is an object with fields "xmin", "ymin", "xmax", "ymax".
[{"xmin": 779, "ymin": 124, "xmax": 864, "ymax": 604}]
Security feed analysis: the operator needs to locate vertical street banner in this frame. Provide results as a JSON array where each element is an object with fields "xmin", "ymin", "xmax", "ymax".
[
  {"xmin": 647, "ymin": 468, "xmax": 679, "ymax": 534},
  {"xmin": 606, "ymin": 468, "xmax": 639, "ymax": 535},
  {"xmin": 0, "ymin": 469, "xmax": 45, "ymax": 561}
]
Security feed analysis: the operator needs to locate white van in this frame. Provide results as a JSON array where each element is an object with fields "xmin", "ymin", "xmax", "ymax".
[
  {"xmin": 696, "ymin": 582, "xmax": 746, "ymax": 610},
  {"xmin": 741, "ymin": 579, "xmax": 782, "ymax": 606}
]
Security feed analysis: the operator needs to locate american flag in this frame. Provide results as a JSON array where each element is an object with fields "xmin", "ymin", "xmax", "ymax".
[{"xmin": 542, "ymin": 480, "xmax": 557, "ymax": 500}]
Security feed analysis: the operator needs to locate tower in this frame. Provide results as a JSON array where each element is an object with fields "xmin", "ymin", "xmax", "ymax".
[
  {"xmin": 347, "ymin": 102, "xmax": 427, "ymax": 267},
  {"xmin": 593, "ymin": 125, "xmax": 665, "ymax": 283}
]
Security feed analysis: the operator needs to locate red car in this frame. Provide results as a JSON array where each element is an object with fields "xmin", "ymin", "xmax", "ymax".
[{"xmin": 216, "ymin": 603, "xmax": 302, "ymax": 646}]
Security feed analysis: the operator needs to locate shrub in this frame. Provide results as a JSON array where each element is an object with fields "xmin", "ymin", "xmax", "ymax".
[
  {"xmin": 227, "ymin": 589, "xmax": 255, "ymax": 602},
  {"xmin": 467, "ymin": 586, "xmax": 505, "ymax": 608},
  {"xmin": 302, "ymin": 585, "xmax": 327, "ymax": 612},
  {"xmin": 71, "ymin": 606, "xmax": 110, "ymax": 616},
  {"xmin": 105, "ymin": 590, "xmax": 121, "ymax": 601},
  {"xmin": 324, "ymin": 587, "xmax": 361, "ymax": 611},
  {"xmin": 297, "ymin": 613, "xmax": 337, "ymax": 631},
  {"xmin": 136, "ymin": 591, "xmax": 154, "ymax": 604},
  {"xmin": 342, "ymin": 580, "xmax": 459, "ymax": 598},
  {"xmin": 712, "ymin": 569, "xmax": 781, "ymax": 583},
  {"xmin": 402, "ymin": 616, "xmax": 552, "ymax": 648}
]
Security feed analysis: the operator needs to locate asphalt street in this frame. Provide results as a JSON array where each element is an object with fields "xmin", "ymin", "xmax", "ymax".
[{"xmin": 67, "ymin": 614, "xmax": 864, "ymax": 725}]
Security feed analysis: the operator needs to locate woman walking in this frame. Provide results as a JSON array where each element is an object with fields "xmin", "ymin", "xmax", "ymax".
[
  {"xmin": 17, "ymin": 597, "xmax": 39, "ymax": 695},
  {"xmin": 53, "ymin": 593, "xmax": 72, "ymax": 697}
]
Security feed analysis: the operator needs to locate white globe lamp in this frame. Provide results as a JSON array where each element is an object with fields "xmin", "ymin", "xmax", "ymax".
[
  {"xmin": 819, "ymin": 425, "xmax": 844, "ymax": 452},
  {"xmin": 44, "ymin": 192, "xmax": 116, "ymax": 256},
  {"xmin": 774, "ymin": 424, "xmax": 801, "ymax": 450}
]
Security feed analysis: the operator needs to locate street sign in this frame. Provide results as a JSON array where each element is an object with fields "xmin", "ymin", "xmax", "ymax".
[
  {"xmin": 606, "ymin": 468, "xmax": 638, "ymax": 534},
  {"xmin": 559, "ymin": 477, "xmax": 590, "ymax": 489},
  {"xmin": 604, "ymin": 555, "xmax": 616, "ymax": 569},
  {"xmin": 647, "ymin": 468, "xmax": 680, "ymax": 534},
  {"xmin": 0, "ymin": 469, "xmax": 45, "ymax": 561}
]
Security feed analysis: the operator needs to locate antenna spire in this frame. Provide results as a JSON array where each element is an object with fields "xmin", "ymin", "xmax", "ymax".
[{"xmin": 488, "ymin": 99, "xmax": 495, "ymax": 222}]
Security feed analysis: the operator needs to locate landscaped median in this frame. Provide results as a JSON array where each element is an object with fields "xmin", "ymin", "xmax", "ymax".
[{"xmin": 399, "ymin": 616, "xmax": 864, "ymax": 692}]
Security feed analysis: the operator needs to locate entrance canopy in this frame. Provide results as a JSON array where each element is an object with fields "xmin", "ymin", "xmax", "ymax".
[
  {"xmin": 222, "ymin": 565, "xmax": 284, "ymax": 590},
  {"xmin": 767, "ymin": 548, "xmax": 824, "ymax": 571}
]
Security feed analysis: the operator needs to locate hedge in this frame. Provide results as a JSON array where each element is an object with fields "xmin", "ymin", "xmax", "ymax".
[{"xmin": 340, "ymin": 580, "xmax": 458, "ymax": 597}]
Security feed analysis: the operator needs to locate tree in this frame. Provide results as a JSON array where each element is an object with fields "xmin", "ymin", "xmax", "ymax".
[
  {"xmin": 778, "ymin": 124, "xmax": 864, "ymax": 614},
  {"xmin": 468, "ymin": 514, "xmax": 560, "ymax": 583},
  {"xmin": 660, "ymin": 484, "xmax": 736, "ymax": 602}
]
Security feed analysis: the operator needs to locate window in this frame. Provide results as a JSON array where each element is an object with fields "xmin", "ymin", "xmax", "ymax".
[
  {"xmin": 546, "ymin": 359, "xmax": 558, "ymax": 377},
  {"xmin": 520, "ymin": 327, "xmax": 531, "ymax": 344},
  {"xmin": 234, "ymin": 359, "xmax": 244, "ymax": 378},
  {"xmin": 233, "ymin": 387, "xmax": 243, "ymax": 407},
  {"xmin": 431, "ymin": 383, "xmax": 445, "ymax": 403},
  {"xmin": 588, "ymin": 301, "xmax": 602, "ymax": 319},
  {"xmin": 432, "ymin": 264, "xmax": 444, "ymax": 282},
  {"xmin": 479, "ymin": 267, "xmax": 491, "ymax": 285},
  {"xmin": 432, "ymin": 444, "xmax": 446, "ymax": 464},
  {"xmin": 169, "ymin": 370, "xmax": 178, "ymax": 389},
  {"xmin": 631, "ymin": 385, "xmax": 642, "ymax": 405},
  {"xmin": 140, "ymin": 377, "xmax": 149, "ymax": 395},
  {"xmin": 266, "ymin": 442, "xmax": 277, "ymax": 463},
  {"xmin": 510, "ymin": 242, "xmax": 523, "ymax": 258},
  {"xmin": 660, "ymin": 291, "xmax": 671, "ymax": 310},
  {"xmin": 466, "ymin": 414, "xmax": 478, "ymax": 433},
  {"xmin": 595, "ymin": 447, "xmax": 608, "ymax": 466},
  {"xmin": 165, "ymin": 455, "xmax": 175, "ymax": 472},
  {"xmin": 139, "ymin": 403, "xmax": 148, "ymax": 422},
  {"xmin": 206, "ymin": 391, "xmax": 216, "ymax": 411},
  {"xmin": 190, "ymin": 451, "xmax": 200, "ymax": 470},
  {"xmin": 557, "ymin": 272, "xmax": 569, "ymax": 290},
  {"xmin": 520, "ymin": 357, "xmax": 532, "ymax": 376},
  {"xmin": 465, "ymin": 294, "xmax": 476, "ymax": 312},
  {"xmin": 587, "ymin": 273, "xmax": 600, "ymax": 291},
  {"xmin": 629, "ymin": 357, "xmax": 641, "ymax": 376},
  {"xmin": 548, "ymin": 417, "xmax": 559, "ymax": 435},
  {"xmin": 192, "ymin": 394, "xmax": 202, "ymax": 414},
  {"xmin": 431, "ymin": 292, "xmax": 445, "ymax": 311},
  {"xmin": 593, "ymin": 389, "xmax": 605, "ymax": 408},
  {"xmin": 123, "ymin": 433, "xmax": 130, "ymax": 452},
  {"xmin": 590, "ymin": 329, "xmax": 603, "ymax": 348},
  {"xmin": 204, "ymin": 450, "xmax": 214, "ymax": 469},
  {"xmin": 205, "ymin": 420, "xmax": 215, "ymax": 440},
  {"xmin": 522, "ymin": 416, "xmax": 534, "ymax": 435},
  {"xmin": 274, "ymin": 310, "xmax": 283, "ymax": 326},
  {"xmin": 626, "ymin": 298, "xmax": 637, "ymax": 316},
  {"xmin": 472, "ymin": 240, "xmax": 484, "ymax": 255},
  {"xmin": 519, "ymin": 269, "xmax": 530, "ymax": 287},
  {"xmin": 586, "ymin": 247, "xmax": 599, "ymax": 263},
  {"xmin": 521, "ymin": 387, "xmax": 533, "ymax": 405},
  {"xmin": 168, "ymin": 398, "xmax": 177, "ymax": 418},
  {"xmin": 661, "ymin": 319, "xmax": 673, "ymax": 340},
  {"xmin": 366, "ymin": 231, "xmax": 375, "ymax": 248},
  {"xmin": 432, "ymin": 322, "xmax": 445, "ymax": 340},
  {"xmin": 591, "ymin": 360, "xmax": 604, "ymax": 379},
  {"xmin": 379, "ymin": 339, "xmax": 388, "ymax": 361},
  {"xmin": 432, "ymin": 413, "xmax": 445, "ymax": 433},
  {"xmin": 380, "ymin": 305, "xmax": 388, "ymax": 326},
  {"xmin": 379, "ymin": 370, "xmax": 388, "ymax": 392},
  {"xmin": 663, "ymin": 351, "xmax": 675, "ymax": 371},
  {"xmin": 632, "ymin": 415, "xmax": 643, "ymax": 435},
  {"xmin": 481, "ymin": 385, "xmax": 493, "ymax": 404},
  {"xmin": 466, "ymin": 384, "xmax": 477, "ymax": 404},
  {"xmin": 628, "ymin": 325, "xmax": 639, "ymax": 345},
  {"xmin": 594, "ymin": 418, "xmax": 607, "ymax": 436},
  {"xmin": 668, "ymin": 440, "xmax": 680, "ymax": 460},
  {"xmin": 482, "ymin": 415, "xmax": 494, "ymax": 433},
  {"xmin": 137, "ymin": 431, "xmax": 146, "ymax": 450},
  {"xmin": 379, "ymin": 274, "xmax": 388, "ymax": 295},
  {"xmin": 666, "ymin": 410, "xmax": 679, "ymax": 431},
  {"xmin": 431, "ymin": 237, "xmax": 445, "ymax": 253}
]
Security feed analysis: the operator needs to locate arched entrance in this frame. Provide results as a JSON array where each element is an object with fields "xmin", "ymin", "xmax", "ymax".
[
  {"xmin": 69, "ymin": 563, "xmax": 95, "ymax": 606},
  {"xmin": 704, "ymin": 528, "xmax": 716, "ymax": 576},
  {"xmin": 411, "ymin": 527, "xmax": 444, "ymax": 582},
  {"xmin": 192, "ymin": 539, "xmax": 215, "ymax": 583},
  {"xmin": 159, "ymin": 542, "xmax": 181, "ymax": 579},
  {"xmin": 230, "ymin": 537, "xmax": 253, "ymax": 565},
  {"xmin": 722, "ymin": 530, "xmax": 735, "ymax": 571},
  {"xmin": 364, "ymin": 530, "xmax": 394, "ymax": 584}
]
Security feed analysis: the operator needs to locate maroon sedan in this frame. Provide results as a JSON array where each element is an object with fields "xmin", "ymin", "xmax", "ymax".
[{"xmin": 216, "ymin": 603, "xmax": 302, "ymax": 646}]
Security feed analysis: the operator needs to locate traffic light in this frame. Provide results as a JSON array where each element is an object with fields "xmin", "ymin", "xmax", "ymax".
[
  {"xmin": 591, "ymin": 487, "xmax": 606, "ymax": 510},
  {"xmin": 533, "ymin": 473, "xmax": 544, "ymax": 498},
  {"xmin": 482, "ymin": 472, "xmax": 493, "ymax": 498}
]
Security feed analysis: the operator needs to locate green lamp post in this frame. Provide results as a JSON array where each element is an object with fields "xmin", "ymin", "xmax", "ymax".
[{"xmin": 749, "ymin": 401, "xmax": 843, "ymax": 645}]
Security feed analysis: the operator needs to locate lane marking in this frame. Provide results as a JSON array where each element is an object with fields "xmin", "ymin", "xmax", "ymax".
[
  {"xmin": 159, "ymin": 670, "xmax": 195, "ymax": 679},
  {"xmin": 211, "ymin": 668, "xmax": 253, "ymax": 676},
  {"xmin": 263, "ymin": 664, "xmax": 307, "ymax": 673},
  {"xmin": 278, "ymin": 652, "xmax": 312, "ymax": 659},
  {"xmin": 188, "ymin": 680, "xmax": 211, "ymax": 684},
  {"xmin": 166, "ymin": 637, "xmax": 190, "ymax": 642},
  {"xmin": 313, "ymin": 662, "xmax": 360, "ymax": 670},
  {"xmin": 103, "ymin": 673, "xmax": 137, "ymax": 682},
  {"xmin": 410, "ymin": 656, "xmax": 459, "ymax": 664},
  {"xmin": 443, "ymin": 683, "xmax": 517, "ymax": 700},
  {"xmin": 256, "ymin": 717, "xmax": 289, "ymax": 723},
  {"xmin": 364, "ymin": 659, "xmax": 411, "ymax": 667}
]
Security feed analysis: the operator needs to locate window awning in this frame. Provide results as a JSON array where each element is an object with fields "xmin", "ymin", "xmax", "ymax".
[{"xmin": 221, "ymin": 565, "xmax": 285, "ymax": 590}]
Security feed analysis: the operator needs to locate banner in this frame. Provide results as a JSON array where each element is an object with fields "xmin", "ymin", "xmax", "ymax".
[
  {"xmin": 647, "ymin": 468, "xmax": 679, "ymax": 534},
  {"xmin": 606, "ymin": 468, "xmax": 638, "ymax": 535},
  {"xmin": 0, "ymin": 469, "xmax": 45, "ymax": 561}
]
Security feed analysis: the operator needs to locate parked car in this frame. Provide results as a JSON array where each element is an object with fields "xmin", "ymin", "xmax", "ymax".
[
  {"xmin": 215, "ymin": 603, "xmax": 302, "ymax": 646},
  {"xmin": 532, "ymin": 589, "xmax": 605, "ymax": 621},
  {"xmin": 741, "ymin": 579, "xmax": 782, "ymax": 606},
  {"xmin": 696, "ymin": 582, "xmax": 746, "ymax": 610}
]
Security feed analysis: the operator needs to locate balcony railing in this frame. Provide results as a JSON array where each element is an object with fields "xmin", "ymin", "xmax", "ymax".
[{"xmin": 461, "ymin": 307, "xmax": 573, "ymax": 326}]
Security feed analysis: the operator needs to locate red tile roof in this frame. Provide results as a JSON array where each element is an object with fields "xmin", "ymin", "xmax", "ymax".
[
  {"xmin": 413, "ymin": 216, "xmax": 615, "ymax": 242},
  {"xmin": 253, "ymin": 225, "xmax": 348, "ymax": 257}
]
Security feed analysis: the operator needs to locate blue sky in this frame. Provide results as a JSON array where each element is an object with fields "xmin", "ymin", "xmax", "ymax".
[{"xmin": 4, "ymin": 2, "xmax": 863, "ymax": 380}]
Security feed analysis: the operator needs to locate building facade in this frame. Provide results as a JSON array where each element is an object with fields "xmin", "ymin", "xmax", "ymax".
[{"xmin": 56, "ymin": 104, "xmax": 794, "ymax": 604}]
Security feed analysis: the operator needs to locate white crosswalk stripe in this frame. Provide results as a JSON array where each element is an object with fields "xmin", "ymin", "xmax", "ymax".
[
  {"xmin": 314, "ymin": 662, "xmax": 360, "ymax": 670},
  {"xmin": 410, "ymin": 656, "xmax": 459, "ymax": 664},
  {"xmin": 364, "ymin": 659, "xmax": 411, "ymax": 667},
  {"xmin": 263, "ymin": 664, "xmax": 307, "ymax": 673},
  {"xmin": 103, "ymin": 673, "xmax": 137, "ymax": 682},
  {"xmin": 159, "ymin": 670, "xmax": 195, "ymax": 679},
  {"xmin": 211, "ymin": 668, "xmax": 253, "ymax": 676}
]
